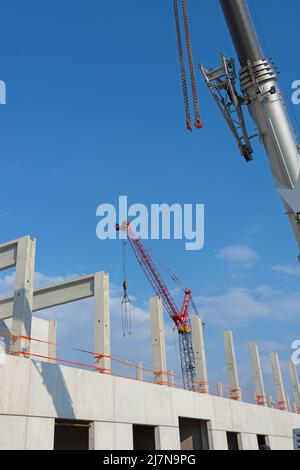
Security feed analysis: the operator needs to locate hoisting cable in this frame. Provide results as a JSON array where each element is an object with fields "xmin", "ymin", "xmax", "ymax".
[
  {"xmin": 181, "ymin": 0, "xmax": 203, "ymax": 129},
  {"xmin": 173, "ymin": 0, "xmax": 192, "ymax": 131},
  {"xmin": 148, "ymin": 246, "xmax": 186, "ymax": 291},
  {"xmin": 121, "ymin": 241, "xmax": 132, "ymax": 336}
]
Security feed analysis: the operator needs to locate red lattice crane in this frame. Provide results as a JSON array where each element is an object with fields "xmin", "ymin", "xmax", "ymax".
[{"xmin": 116, "ymin": 221, "xmax": 196, "ymax": 391}]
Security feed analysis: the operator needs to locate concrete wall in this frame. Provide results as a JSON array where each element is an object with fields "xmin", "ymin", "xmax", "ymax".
[
  {"xmin": 1, "ymin": 355, "xmax": 300, "ymax": 450},
  {"xmin": 4, "ymin": 316, "xmax": 56, "ymax": 360}
]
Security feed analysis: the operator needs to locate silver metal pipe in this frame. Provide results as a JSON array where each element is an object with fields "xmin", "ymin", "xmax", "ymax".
[{"xmin": 220, "ymin": 0, "xmax": 263, "ymax": 67}]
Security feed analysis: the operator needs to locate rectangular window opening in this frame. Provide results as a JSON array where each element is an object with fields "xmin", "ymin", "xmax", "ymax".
[
  {"xmin": 54, "ymin": 419, "xmax": 91, "ymax": 450},
  {"xmin": 179, "ymin": 417, "xmax": 209, "ymax": 450}
]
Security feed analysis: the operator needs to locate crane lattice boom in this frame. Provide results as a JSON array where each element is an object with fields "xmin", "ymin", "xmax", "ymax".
[{"xmin": 116, "ymin": 221, "xmax": 196, "ymax": 390}]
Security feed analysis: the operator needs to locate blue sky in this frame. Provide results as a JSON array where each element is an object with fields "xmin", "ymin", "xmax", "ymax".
[{"xmin": 0, "ymin": 0, "xmax": 300, "ymax": 403}]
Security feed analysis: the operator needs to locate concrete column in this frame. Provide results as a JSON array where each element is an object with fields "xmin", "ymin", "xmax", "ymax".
[
  {"xmin": 168, "ymin": 370, "xmax": 175, "ymax": 387},
  {"xmin": 155, "ymin": 426, "xmax": 181, "ymax": 450},
  {"xmin": 288, "ymin": 361, "xmax": 300, "ymax": 413},
  {"xmin": 150, "ymin": 297, "xmax": 167, "ymax": 385},
  {"xmin": 48, "ymin": 320, "xmax": 57, "ymax": 363},
  {"xmin": 224, "ymin": 331, "xmax": 242, "ymax": 401},
  {"xmin": 249, "ymin": 342, "xmax": 266, "ymax": 406},
  {"xmin": 207, "ymin": 426, "xmax": 228, "ymax": 450},
  {"xmin": 217, "ymin": 383, "xmax": 224, "ymax": 397},
  {"xmin": 270, "ymin": 352, "xmax": 287, "ymax": 410},
  {"xmin": 267, "ymin": 435, "xmax": 293, "ymax": 451},
  {"xmin": 268, "ymin": 396, "xmax": 274, "ymax": 408},
  {"xmin": 25, "ymin": 417, "xmax": 55, "ymax": 450},
  {"xmin": 238, "ymin": 433, "xmax": 259, "ymax": 450},
  {"xmin": 94, "ymin": 272, "xmax": 111, "ymax": 374},
  {"xmin": 89, "ymin": 422, "xmax": 133, "ymax": 450},
  {"xmin": 136, "ymin": 361, "xmax": 144, "ymax": 381},
  {"xmin": 11, "ymin": 236, "xmax": 36, "ymax": 355},
  {"xmin": 190, "ymin": 316, "xmax": 209, "ymax": 393}
]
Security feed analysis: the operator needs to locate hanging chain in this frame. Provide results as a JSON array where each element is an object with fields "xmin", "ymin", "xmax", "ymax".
[
  {"xmin": 173, "ymin": 0, "xmax": 192, "ymax": 131},
  {"xmin": 121, "ymin": 241, "xmax": 132, "ymax": 336},
  {"xmin": 181, "ymin": 0, "xmax": 203, "ymax": 129}
]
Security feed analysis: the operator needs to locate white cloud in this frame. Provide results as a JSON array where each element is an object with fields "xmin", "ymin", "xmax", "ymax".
[
  {"xmin": 195, "ymin": 288, "xmax": 268, "ymax": 323},
  {"xmin": 217, "ymin": 244, "xmax": 258, "ymax": 268},
  {"xmin": 257, "ymin": 340, "xmax": 286, "ymax": 353},
  {"xmin": 194, "ymin": 285, "xmax": 300, "ymax": 325},
  {"xmin": 271, "ymin": 264, "xmax": 300, "ymax": 277},
  {"xmin": 0, "ymin": 273, "xmax": 15, "ymax": 297}
]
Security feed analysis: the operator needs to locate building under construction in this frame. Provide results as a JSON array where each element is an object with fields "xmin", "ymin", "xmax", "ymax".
[
  {"xmin": 0, "ymin": 235, "xmax": 300, "ymax": 450},
  {"xmin": 1, "ymin": 0, "xmax": 300, "ymax": 451}
]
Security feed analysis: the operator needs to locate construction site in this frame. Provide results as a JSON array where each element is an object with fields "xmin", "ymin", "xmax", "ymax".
[{"xmin": 1, "ymin": 0, "xmax": 300, "ymax": 452}]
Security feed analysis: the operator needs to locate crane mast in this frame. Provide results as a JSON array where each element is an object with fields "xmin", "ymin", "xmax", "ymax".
[
  {"xmin": 201, "ymin": 0, "xmax": 300, "ymax": 260},
  {"xmin": 116, "ymin": 222, "xmax": 196, "ymax": 391}
]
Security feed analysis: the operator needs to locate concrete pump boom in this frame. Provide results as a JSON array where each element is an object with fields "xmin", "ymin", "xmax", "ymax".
[{"xmin": 201, "ymin": 0, "xmax": 300, "ymax": 260}]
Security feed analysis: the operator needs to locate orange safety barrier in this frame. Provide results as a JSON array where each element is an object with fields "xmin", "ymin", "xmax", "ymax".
[
  {"xmin": 193, "ymin": 380, "xmax": 209, "ymax": 394},
  {"xmin": 0, "ymin": 328, "xmax": 296, "ymax": 413}
]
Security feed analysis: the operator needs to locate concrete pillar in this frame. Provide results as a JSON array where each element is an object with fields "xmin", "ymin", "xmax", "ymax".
[
  {"xmin": 168, "ymin": 370, "xmax": 175, "ymax": 387},
  {"xmin": 217, "ymin": 383, "xmax": 224, "ymax": 397},
  {"xmin": 136, "ymin": 361, "xmax": 144, "ymax": 381},
  {"xmin": 190, "ymin": 316, "xmax": 209, "ymax": 393},
  {"xmin": 224, "ymin": 330, "xmax": 242, "ymax": 401},
  {"xmin": 267, "ymin": 435, "xmax": 293, "ymax": 451},
  {"xmin": 150, "ymin": 297, "xmax": 167, "ymax": 385},
  {"xmin": 89, "ymin": 422, "xmax": 133, "ymax": 450},
  {"xmin": 155, "ymin": 426, "xmax": 181, "ymax": 450},
  {"xmin": 238, "ymin": 433, "xmax": 259, "ymax": 450},
  {"xmin": 94, "ymin": 272, "xmax": 111, "ymax": 374},
  {"xmin": 11, "ymin": 236, "xmax": 36, "ymax": 354},
  {"xmin": 25, "ymin": 417, "xmax": 55, "ymax": 450},
  {"xmin": 207, "ymin": 425, "xmax": 228, "ymax": 450},
  {"xmin": 249, "ymin": 342, "xmax": 266, "ymax": 406},
  {"xmin": 270, "ymin": 352, "xmax": 287, "ymax": 410},
  {"xmin": 268, "ymin": 396, "xmax": 274, "ymax": 408},
  {"xmin": 288, "ymin": 361, "xmax": 300, "ymax": 413},
  {"xmin": 48, "ymin": 320, "xmax": 57, "ymax": 363}
]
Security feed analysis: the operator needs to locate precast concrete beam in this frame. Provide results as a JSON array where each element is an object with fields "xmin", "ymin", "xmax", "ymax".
[
  {"xmin": 0, "ymin": 274, "xmax": 98, "ymax": 320},
  {"xmin": 1, "ymin": 269, "xmax": 111, "ymax": 373},
  {"xmin": 0, "ymin": 239, "xmax": 18, "ymax": 271}
]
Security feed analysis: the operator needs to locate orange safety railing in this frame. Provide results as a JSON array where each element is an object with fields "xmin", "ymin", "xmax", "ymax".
[{"xmin": 0, "ymin": 328, "xmax": 297, "ymax": 414}]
